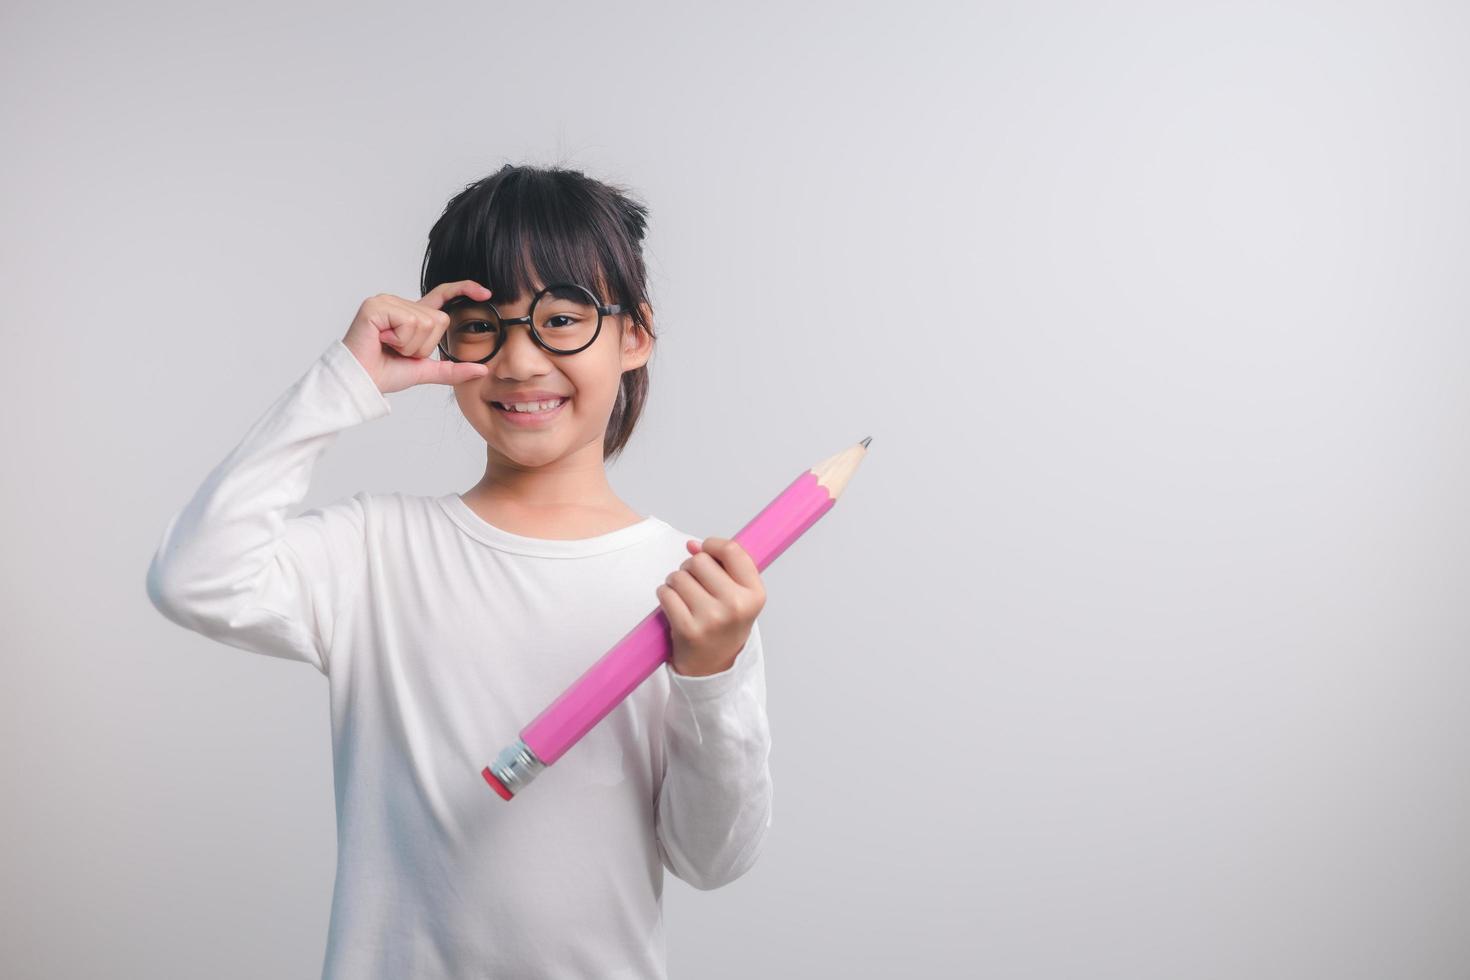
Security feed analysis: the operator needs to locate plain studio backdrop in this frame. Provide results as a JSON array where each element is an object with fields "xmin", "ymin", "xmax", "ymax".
[{"xmin": 3, "ymin": 1, "xmax": 1468, "ymax": 977}]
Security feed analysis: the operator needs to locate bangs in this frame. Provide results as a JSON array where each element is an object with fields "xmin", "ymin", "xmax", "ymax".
[{"xmin": 422, "ymin": 168, "xmax": 628, "ymax": 308}]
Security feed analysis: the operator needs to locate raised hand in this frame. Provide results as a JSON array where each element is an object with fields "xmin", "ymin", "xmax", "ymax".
[{"xmin": 342, "ymin": 280, "xmax": 495, "ymax": 394}]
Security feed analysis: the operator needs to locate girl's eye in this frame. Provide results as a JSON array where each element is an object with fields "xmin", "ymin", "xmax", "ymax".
[
  {"xmin": 457, "ymin": 320, "xmax": 496, "ymax": 334},
  {"xmin": 543, "ymin": 315, "xmax": 575, "ymax": 329}
]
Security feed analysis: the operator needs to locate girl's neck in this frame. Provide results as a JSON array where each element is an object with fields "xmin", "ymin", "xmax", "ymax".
[{"xmin": 462, "ymin": 472, "xmax": 643, "ymax": 541}]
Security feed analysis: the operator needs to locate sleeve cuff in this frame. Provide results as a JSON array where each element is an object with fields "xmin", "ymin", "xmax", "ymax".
[
  {"xmin": 321, "ymin": 339, "xmax": 392, "ymax": 421},
  {"xmin": 667, "ymin": 629, "xmax": 759, "ymax": 703}
]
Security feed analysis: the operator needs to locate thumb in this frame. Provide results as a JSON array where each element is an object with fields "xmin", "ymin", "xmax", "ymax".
[{"xmin": 417, "ymin": 358, "xmax": 490, "ymax": 387}]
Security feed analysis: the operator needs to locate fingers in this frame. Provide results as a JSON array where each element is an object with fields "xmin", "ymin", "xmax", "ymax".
[
  {"xmin": 382, "ymin": 279, "xmax": 490, "ymax": 364},
  {"xmin": 420, "ymin": 279, "xmax": 492, "ymax": 310},
  {"xmin": 377, "ymin": 293, "xmax": 455, "ymax": 359},
  {"xmin": 690, "ymin": 538, "xmax": 763, "ymax": 591},
  {"xmin": 675, "ymin": 554, "xmax": 741, "ymax": 608},
  {"xmin": 415, "ymin": 357, "xmax": 490, "ymax": 387},
  {"xmin": 656, "ymin": 583, "xmax": 694, "ymax": 635},
  {"xmin": 665, "ymin": 538, "xmax": 764, "ymax": 620},
  {"xmin": 347, "ymin": 283, "xmax": 494, "ymax": 395},
  {"xmin": 663, "ymin": 565, "xmax": 727, "ymax": 622}
]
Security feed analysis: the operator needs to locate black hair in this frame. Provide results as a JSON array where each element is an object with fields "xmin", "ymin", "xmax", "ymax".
[{"xmin": 419, "ymin": 163, "xmax": 656, "ymax": 463}]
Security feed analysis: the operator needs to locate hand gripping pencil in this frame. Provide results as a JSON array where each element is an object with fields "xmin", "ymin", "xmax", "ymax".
[{"xmin": 481, "ymin": 435, "xmax": 872, "ymax": 800}]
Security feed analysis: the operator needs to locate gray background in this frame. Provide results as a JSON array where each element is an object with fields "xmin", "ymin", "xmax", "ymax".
[{"xmin": 3, "ymin": 1, "xmax": 1467, "ymax": 977}]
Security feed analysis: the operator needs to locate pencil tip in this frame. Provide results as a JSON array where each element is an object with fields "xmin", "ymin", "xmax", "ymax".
[{"xmin": 860, "ymin": 435, "xmax": 872, "ymax": 448}]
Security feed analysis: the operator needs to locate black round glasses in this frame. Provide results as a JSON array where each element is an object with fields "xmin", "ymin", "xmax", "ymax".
[{"xmin": 438, "ymin": 283, "xmax": 625, "ymax": 364}]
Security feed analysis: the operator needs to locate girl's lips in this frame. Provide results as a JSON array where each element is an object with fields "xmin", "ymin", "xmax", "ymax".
[{"xmin": 492, "ymin": 396, "xmax": 569, "ymax": 427}]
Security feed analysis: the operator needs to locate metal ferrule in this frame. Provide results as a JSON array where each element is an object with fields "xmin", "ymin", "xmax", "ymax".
[{"xmin": 487, "ymin": 738, "xmax": 546, "ymax": 796}]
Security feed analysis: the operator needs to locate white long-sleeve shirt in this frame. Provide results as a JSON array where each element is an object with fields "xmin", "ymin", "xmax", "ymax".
[{"xmin": 144, "ymin": 338, "xmax": 773, "ymax": 979}]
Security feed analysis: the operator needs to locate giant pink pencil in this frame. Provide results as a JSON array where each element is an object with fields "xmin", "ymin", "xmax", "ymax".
[{"xmin": 481, "ymin": 436, "xmax": 872, "ymax": 800}]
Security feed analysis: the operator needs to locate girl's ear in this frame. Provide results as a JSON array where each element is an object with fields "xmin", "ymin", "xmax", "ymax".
[
  {"xmin": 620, "ymin": 305, "xmax": 655, "ymax": 362},
  {"xmin": 621, "ymin": 319, "xmax": 654, "ymax": 370}
]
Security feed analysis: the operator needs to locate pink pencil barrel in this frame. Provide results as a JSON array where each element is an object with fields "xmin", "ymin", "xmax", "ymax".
[
  {"xmin": 481, "ymin": 461, "xmax": 846, "ymax": 801},
  {"xmin": 528, "ymin": 471, "xmax": 830, "ymax": 759}
]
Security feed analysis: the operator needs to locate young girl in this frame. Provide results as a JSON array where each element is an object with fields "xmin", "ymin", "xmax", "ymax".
[{"xmin": 145, "ymin": 164, "xmax": 773, "ymax": 979}]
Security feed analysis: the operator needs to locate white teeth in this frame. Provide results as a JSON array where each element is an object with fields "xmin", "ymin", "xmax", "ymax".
[{"xmin": 499, "ymin": 397, "xmax": 566, "ymax": 414}]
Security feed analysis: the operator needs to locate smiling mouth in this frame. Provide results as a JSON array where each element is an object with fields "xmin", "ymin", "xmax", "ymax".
[{"xmin": 490, "ymin": 397, "xmax": 570, "ymax": 422}]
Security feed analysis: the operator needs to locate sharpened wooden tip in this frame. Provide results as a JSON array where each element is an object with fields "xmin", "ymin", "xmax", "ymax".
[{"xmin": 812, "ymin": 437, "xmax": 873, "ymax": 499}]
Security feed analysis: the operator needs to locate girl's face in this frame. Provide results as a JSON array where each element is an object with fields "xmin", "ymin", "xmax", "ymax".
[{"xmin": 449, "ymin": 283, "xmax": 651, "ymax": 468}]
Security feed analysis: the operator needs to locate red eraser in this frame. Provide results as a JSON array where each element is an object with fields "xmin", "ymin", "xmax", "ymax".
[{"xmin": 482, "ymin": 766, "xmax": 514, "ymax": 801}]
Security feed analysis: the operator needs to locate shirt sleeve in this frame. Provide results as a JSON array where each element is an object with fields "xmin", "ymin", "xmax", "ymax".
[
  {"xmin": 144, "ymin": 339, "xmax": 392, "ymax": 676},
  {"xmin": 654, "ymin": 618, "xmax": 774, "ymax": 890}
]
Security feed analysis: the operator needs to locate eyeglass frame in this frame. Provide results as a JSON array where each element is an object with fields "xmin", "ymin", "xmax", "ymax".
[{"xmin": 436, "ymin": 282, "xmax": 625, "ymax": 364}]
